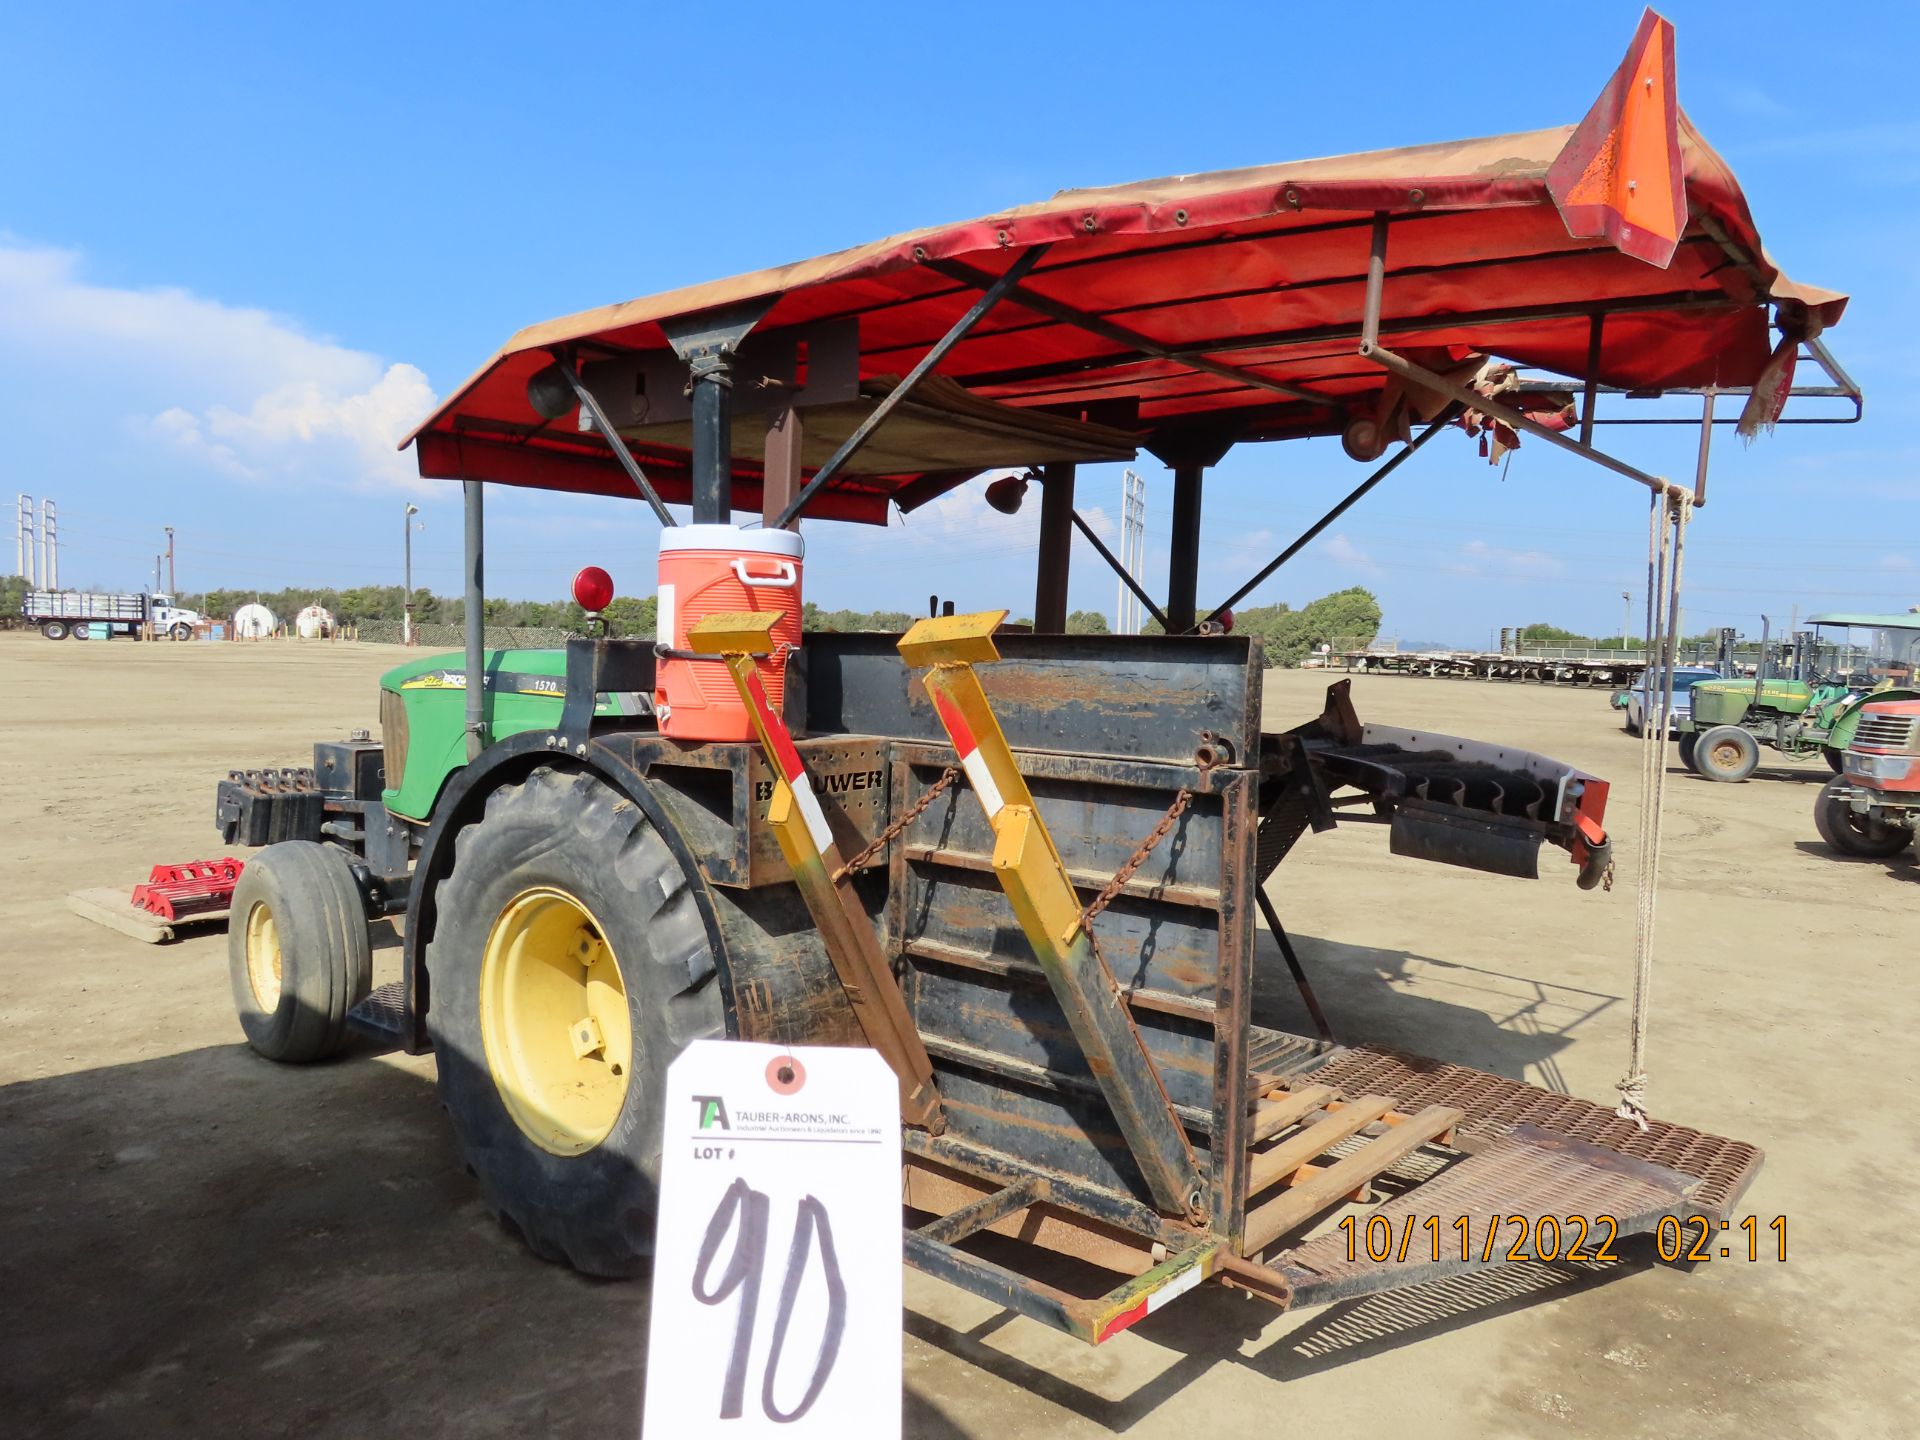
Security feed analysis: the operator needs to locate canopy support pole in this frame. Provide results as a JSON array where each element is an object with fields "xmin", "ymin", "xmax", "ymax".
[
  {"xmin": 659, "ymin": 299, "xmax": 776, "ymax": 525},
  {"xmin": 1070, "ymin": 508, "xmax": 1170, "ymax": 634},
  {"xmin": 1202, "ymin": 407, "xmax": 1460, "ymax": 627},
  {"xmin": 1034, "ymin": 462, "xmax": 1075, "ymax": 632},
  {"xmin": 774, "ymin": 245, "xmax": 1051, "ymax": 528},
  {"xmin": 558, "ymin": 362, "xmax": 677, "ymax": 527},
  {"xmin": 764, "ymin": 403, "xmax": 803, "ymax": 530},
  {"xmin": 1166, "ymin": 464, "xmax": 1203, "ymax": 634},
  {"xmin": 1580, "ymin": 313, "xmax": 1604, "ymax": 445},
  {"xmin": 462, "ymin": 480, "xmax": 487, "ymax": 761},
  {"xmin": 1692, "ymin": 390, "xmax": 1716, "ymax": 505}
]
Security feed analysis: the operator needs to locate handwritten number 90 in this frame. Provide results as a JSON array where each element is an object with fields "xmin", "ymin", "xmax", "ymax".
[{"xmin": 691, "ymin": 1177, "xmax": 847, "ymax": 1423}]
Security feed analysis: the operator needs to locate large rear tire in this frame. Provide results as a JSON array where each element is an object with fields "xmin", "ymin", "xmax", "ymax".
[
  {"xmin": 1694, "ymin": 725, "xmax": 1760, "ymax": 783},
  {"xmin": 425, "ymin": 766, "xmax": 724, "ymax": 1277},
  {"xmin": 1813, "ymin": 778, "xmax": 1913, "ymax": 858},
  {"xmin": 229, "ymin": 841, "xmax": 374, "ymax": 1062},
  {"xmin": 1823, "ymin": 746, "xmax": 1845, "ymax": 774}
]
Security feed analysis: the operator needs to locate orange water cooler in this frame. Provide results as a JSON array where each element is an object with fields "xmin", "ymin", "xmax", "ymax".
[{"xmin": 655, "ymin": 525, "xmax": 804, "ymax": 741}]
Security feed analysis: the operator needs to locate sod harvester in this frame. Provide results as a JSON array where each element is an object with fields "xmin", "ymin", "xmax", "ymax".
[{"xmin": 215, "ymin": 14, "xmax": 1854, "ymax": 1348}]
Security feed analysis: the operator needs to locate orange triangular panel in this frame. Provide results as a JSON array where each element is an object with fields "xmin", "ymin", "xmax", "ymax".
[{"xmin": 1548, "ymin": 9, "xmax": 1686, "ymax": 268}]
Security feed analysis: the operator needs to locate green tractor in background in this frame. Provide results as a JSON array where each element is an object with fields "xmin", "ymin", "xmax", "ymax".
[{"xmin": 1678, "ymin": 613, "xmax": 1920, "ymax": 782}]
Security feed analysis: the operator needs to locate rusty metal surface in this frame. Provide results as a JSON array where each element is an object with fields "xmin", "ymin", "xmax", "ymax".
[
  {"xmin": 1312, "ymin": 1046, "xmax": 1762, "ymax": 1215},
  {"xmin": 797, "ymin": 631, "xmax": 1261, "ymax": 768},
  {"xmin": 1274, "ymin": 1126, "xmax": 1700, "ymax": 1306}
]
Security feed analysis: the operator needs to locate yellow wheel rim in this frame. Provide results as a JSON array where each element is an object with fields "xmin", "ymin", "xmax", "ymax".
[
  {"xmin": 479, "ymin": 887, "xmax": 633, "ymax": 1156},
  {"xmin": 245, "ymin": 901, "xmax": 284, "ymax": 1011}
]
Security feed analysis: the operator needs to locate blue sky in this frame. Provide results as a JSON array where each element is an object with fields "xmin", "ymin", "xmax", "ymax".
[{"xmin": 3, "ymin": 2, "xmax": 1914, "ymax": 644}]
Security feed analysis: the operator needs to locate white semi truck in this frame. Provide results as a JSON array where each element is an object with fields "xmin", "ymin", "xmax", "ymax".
[{"xmin": 24, "ymin": 590, "xmax": 204, "ymax": 641}]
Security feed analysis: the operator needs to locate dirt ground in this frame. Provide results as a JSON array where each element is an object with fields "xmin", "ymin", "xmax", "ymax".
[{"xmin": 2, "ymin": 632, "xmax": 1915, "ymax": 1439}]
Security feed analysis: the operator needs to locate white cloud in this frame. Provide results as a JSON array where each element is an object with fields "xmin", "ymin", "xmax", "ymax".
[
  {"xmin": 0, "ymin": 238, "xmax": 436, "ymax": 491},
  {"xmin": 1325, "ymin": 532, "xmax": 1381, "ymax": 577},
  {"xmin": 1452, "ymin": 538, "xmax": 1566, "ymax": 580}
]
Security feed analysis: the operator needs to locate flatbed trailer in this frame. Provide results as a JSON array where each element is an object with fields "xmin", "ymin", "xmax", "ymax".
[{"xmin": 214, "ymin": 13, "xmax": 1852, "ymax": 1358}]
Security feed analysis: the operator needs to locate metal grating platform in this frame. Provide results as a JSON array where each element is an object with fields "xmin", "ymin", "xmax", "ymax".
[
  {"xmin": 1246, "ymin": 1025, "xmax": 1335, "ymax": 1081},
  {"xmin": 345, "ymin": 980, "xmax": 408, "ymax": 1045},
  {"xmin": 1276, "ymin": 1125, "xmax": 1698, "ymax": 1306},
  {"xmin": 1310, "ymin": 1046, "xmax": 1763, "ymax": 1216}
]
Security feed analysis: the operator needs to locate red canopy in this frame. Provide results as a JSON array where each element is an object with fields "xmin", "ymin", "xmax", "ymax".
[{"xmin": 407, "ymin": 61, "xmax": 1845, "ymax": 525}]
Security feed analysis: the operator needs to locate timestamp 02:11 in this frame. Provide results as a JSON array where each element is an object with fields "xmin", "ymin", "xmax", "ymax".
[{"xmin": 1656, "ymin": 1214, "xmax": 1786, "ymax": 1263}]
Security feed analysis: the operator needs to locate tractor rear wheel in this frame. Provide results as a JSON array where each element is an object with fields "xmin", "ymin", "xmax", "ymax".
[
  {"xmin": 1694, "ymin": 725, "xmax": 1760, "ymax": 783},
  {"xmin": 1813, "ymin": 778, "xmax": 1912, "ymax": 858},
  {"xmin": 425, "ymin": 766, "xmax": 724, "ymax": 1277},
  {"xmin": 1824, "ymin": 747, "xmax": 1845, "ymax": 774},
  {"xmin": 229, "ymin": 841, "xmax": 374, "ymax": 1062}
]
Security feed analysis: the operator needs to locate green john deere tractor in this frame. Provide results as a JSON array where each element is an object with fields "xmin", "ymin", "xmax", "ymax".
[{"xmin": 1677, "ymin": 613, "xmax": 1920, "ymax": 782}]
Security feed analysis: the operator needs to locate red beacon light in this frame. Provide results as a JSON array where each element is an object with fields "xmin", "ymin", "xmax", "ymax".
[{"xmin": 572, "ymin": 565, "xmax": 615, "ymax": 614}]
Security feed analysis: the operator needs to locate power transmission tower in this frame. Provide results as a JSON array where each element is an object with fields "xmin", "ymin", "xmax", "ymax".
[
  {"xmin": 1116, "ymin": 468, "xmax": 1147, "ymax": 634},
  {"xmin": 40, "ymin": 498, "xmax": 57, "ymax": 589},
  {"xmin": 15, "ymin": 494, "xmax": 33, "ymax": 586}
]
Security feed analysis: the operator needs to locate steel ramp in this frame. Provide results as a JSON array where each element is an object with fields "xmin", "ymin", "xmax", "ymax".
[
  {"xmin": 1310, "ymin": 1045, "xmax": 1764, "ymax": 1216},
  {"xmin": 1272, "ymin": 1126, "xmax": 1700, "ymax": 1308}
]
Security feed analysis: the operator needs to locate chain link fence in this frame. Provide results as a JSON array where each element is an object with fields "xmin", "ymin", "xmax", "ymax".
[{"xmin": 352, "ymin": 621, "xmax": 575, "ymax": 649}]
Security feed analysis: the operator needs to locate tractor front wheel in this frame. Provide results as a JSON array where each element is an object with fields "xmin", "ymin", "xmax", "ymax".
[
  {"xmin": 1676, "ymin": 732, "xmax": 1700, "ymax": 772},
  {"xmin": 425, "ymin": 766, "xmax": 724, "ymax": 1277},
  {"xmin": 1813, "ymin": 778, "xmax": 1913, "ymax": 858},
  {"xmin": 1693, "ymin": 725, "xmax": 1760, "ymax": 783},
  {"xmin": 229, "ymin": 841, "xmax": 374, "ymax": 1062}
]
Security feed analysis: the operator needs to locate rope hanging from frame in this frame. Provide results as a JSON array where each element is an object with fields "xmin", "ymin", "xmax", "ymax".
[{"xmin": 1617, "ymin": 487, "xmax": 1691, "ymax": 1131}]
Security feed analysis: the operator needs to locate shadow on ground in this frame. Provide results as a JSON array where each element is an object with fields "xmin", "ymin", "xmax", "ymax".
[
  {"xmin": 1249, "ymin": 928, "xmax": 1616, "ymax": 1094},
  {"xmin": 0, "ymin": 1045, "xmax": 971, "ymax": 1440}
]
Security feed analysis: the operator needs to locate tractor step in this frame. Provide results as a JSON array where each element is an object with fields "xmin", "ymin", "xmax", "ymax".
[
  {"xmin": 1272, "ymin": 1126, "xmax": 1701, "ymax": 1307},
  {"xmin": 346, "ymin": 980, "xmax": 408, "ymax": 1046}
]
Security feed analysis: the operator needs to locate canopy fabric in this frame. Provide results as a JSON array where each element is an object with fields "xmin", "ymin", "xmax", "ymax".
[{"xmin": 407, "ymin": 112, "xmax": 1846, "ymax": 523}]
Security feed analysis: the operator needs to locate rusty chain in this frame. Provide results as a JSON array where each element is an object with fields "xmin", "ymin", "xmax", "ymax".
[
  {"xmin": 830, "ymin": 765, "xmax": 961, "ymax": 885},
  {"xmin": 1079, "ymin": 772, "xmax": 1205, "ymax": 934}
]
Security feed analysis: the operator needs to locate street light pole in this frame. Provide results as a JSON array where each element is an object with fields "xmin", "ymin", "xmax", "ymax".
[
  {"xmin": 404, "ymin": 504, "xmax": 419, "ymax": 645},
  {"xmin": 1620, "ymin": 590, "xmax": 1631, "ymax": 652},
  {"xmin": 165, "ymin": 526, "xmax": 175, "ymax": 596}
]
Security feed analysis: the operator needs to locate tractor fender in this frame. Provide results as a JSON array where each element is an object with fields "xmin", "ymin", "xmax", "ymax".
[
  {"xmin": 1828, "ymin": 688, "xmax": 1920, "ymax": 749},
  {"xmin": 395, "ymin": 732, "xmax": 736, "ymax": 1054}
]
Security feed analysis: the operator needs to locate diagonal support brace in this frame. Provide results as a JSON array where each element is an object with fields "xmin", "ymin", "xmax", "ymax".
[
  {"xmin": 689, "ymin": 613, "xmax": 943, "ymax": 1133},
  {"xmin": 897, "ymin": 611, "xmax": 1207, "ymax": 1219}
]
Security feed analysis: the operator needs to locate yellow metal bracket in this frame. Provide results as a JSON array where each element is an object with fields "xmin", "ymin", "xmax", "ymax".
[
  {"xmin": 689, "ymin": 613, "xmax": 943, "ymax": 1133},
  {"xmin": 897, "ymin": 612, "xmax": 1206, "ymax": 1218}
]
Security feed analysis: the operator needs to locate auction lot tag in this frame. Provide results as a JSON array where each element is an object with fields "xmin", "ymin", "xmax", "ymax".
[{"xmin": 643, "ymin": 1041, "xmax": 901, "ymax": 1438}]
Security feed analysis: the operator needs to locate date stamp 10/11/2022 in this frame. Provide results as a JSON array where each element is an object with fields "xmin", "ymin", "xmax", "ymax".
[{"xmin": 1335, "ymin": 1213, "xmax": 1788, "ymax": 1266}]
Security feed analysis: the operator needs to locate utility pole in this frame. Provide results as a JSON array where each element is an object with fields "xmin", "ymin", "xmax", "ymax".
[
  {"xmin": 1115, "ymin": 468, "xmax": 1147, "ymax": 633},
  {"xmin": 41, "ymin": 499, "xmax": 57, "ymax": 589},
  {"xmin": 403, "ymin": 503, "xmax": 420, "ymax": 645},
  {"xmin": 1620, "ymin": 590, "xmax": 1631, "ymax": 651},
  {"xmin": 15, "ymin": 494, "xmax": 32, "ymax": 586},
  {"xmin": 165, "ymin": 526, "xmax": 175, "ymax": 595}
]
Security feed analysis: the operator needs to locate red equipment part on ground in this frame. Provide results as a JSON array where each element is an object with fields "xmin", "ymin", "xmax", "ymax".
[{"xmin": 131, "ymin": 858, "xmax": 247, "ymax": 921}]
